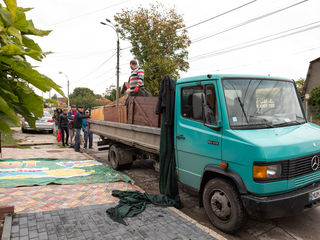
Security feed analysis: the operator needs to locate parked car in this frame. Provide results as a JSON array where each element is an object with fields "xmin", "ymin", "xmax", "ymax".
[{"xmin": 21, "ymin": 111, "xmax": 54, "ymax": 134}]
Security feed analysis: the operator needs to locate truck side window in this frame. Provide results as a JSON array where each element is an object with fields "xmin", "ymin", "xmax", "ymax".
[
  {"xmin": 204, "ymin": 85, "xmax": 219, "ymax": 125},
  {"xmin": 181, "ymin": 86, "xmax": 203, "ymax": 120}
]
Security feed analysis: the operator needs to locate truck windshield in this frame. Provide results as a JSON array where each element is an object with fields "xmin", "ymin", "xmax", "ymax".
[{"xmin": 223, "ymin": 78, "xmax": 306, "ymax": 129}]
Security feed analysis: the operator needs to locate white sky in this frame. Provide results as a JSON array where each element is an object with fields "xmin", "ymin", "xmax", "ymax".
[{"xmin": 17, "ymin": 0, "xmax": 320, "ymax": 97}]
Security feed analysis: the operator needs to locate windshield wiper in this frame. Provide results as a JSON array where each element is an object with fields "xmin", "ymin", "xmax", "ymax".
[
  {"xmin": 236, "ymin": 97, "xmax": 249, "ymax": 123},
  {"xmin": 273, "ymin": 120, "xmax": 304, "ymax": 127},
  {"xmin": 233, "ymin": 123, "xmax": 274, "ymax": 129}
]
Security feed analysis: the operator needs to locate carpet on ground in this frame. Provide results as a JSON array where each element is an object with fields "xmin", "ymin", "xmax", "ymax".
[{"xmin": 0, "ymin": 158, "xmax": 132, "ymax": 188}]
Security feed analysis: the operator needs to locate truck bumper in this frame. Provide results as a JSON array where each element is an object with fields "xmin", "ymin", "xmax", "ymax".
[{"xmin": 241, "ymin": 181, "xmax": 320, "ymax": 219}]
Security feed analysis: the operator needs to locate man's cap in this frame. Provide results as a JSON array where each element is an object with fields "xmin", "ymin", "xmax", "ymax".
[
  {"xmin": 78, "ymin": 105, "xmax": 84, "ymax": 108},
  {"xmin": 71, "ymin": 105, "xmax": 76, "ymax": 108},
  {"xmin": 85, "ymin": 110, "xmax": 89, "ymax": 113}
]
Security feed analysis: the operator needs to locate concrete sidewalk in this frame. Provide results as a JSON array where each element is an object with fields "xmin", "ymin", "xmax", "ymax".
[{"xmin": 1, "ymin": 147, "xmax": 224, "ymax": 240}]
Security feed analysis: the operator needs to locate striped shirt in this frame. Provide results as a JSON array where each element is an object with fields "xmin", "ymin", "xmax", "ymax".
[{"xmin": 129, "ymin": 66, "xmax": 144, "ymax": 93}]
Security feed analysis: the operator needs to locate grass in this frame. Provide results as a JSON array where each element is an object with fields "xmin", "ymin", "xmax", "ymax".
[{"xmin": 0, "ymin": 132, "xmax": 17, "ymax": 146}]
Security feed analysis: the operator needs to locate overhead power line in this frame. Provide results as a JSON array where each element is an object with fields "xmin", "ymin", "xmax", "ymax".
[
  {"xmin": 212, "ymin": 45, "xmax": 320, "ymax": 72},
  {"xmin": 180, "ymin": 0, "xmax": 257, "ymax": 32},
  {"xmin": 190, "ymin": 20, "xmax": 320, "ymax": 61},
  {"xmin": 49, "ymin": 0, "xmax": 132, "ymax": 26},
  {"xmin": 76, "ymin": 52, "xmax": 117, "ymax": 83},
  {"xmin": 191, "ymin": 0, "xmax": 309, "ymax": 44},
  {"xmin": 120, "ymin": 0, "xmax": 258, "ymax": 52}
]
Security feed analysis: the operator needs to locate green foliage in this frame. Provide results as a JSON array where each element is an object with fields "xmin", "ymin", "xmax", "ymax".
[
  {"xmin": 308, "ymin": 87, "xmax": 320, "ymax": 119},
  {"xmin": 0, "ymin": 0, "xmax": 64, "ymax": 132},
  {"xmin": 105, "ymin": 87, "xmax": 123, "ymax": 102},
  {"xmin": 309, "ymin": 87, "xmax": 320, "ymax": 106},
  {"xmin": 70, "ymin": 87, "xmax": 103, "ymax": 110},
  {"xmin": 114, "ymin": 3, "xmax": 190, "ymax": 95},
  {"xmin": 295, "ymin": 77, "xmax": 305, "ymax": 97}
]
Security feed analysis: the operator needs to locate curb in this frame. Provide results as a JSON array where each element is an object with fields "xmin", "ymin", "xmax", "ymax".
[
  {"xmin": 169, "ymin": 207, "xmax": 227, "ymax": 240},
  {"xmin": 1, "ymin": 215, "xmax": 12, "ymax": 240}
]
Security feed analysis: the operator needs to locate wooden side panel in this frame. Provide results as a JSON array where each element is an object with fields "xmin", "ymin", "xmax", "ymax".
[
  {"xmin": 103, "ymin": 106, "xmax": 128, "ymax": 123},
  {"xmin": 104, "ymin": 107, "xmax": 119, "ymax": 122},
  {"xmin": 91, "ymin": 107, "xmax": 104, "ymax": 120},
  {"xmin": 118, "ymin": 106, "xmax": 127, "ymax": 123},
  {"xmin": 128, "ymin": 97, "xmax": 160, "ymax": 127}
]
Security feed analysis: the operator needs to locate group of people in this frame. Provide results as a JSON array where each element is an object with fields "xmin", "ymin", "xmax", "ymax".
[
  {"xmin": 52, "ymin": 59, "xmax": 147, "ymax": 152},
  {"xmin": 53, "ymin": 105, "xmax": 92, "ymax": 152}
]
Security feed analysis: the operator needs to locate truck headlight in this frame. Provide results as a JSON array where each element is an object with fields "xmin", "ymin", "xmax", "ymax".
[{"xmin": 253, "ymin": 164, "xmax": 282, "ymax": 181}]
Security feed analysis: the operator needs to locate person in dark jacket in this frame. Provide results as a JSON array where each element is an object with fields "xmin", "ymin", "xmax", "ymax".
[
  {"xmin": 74, "ymin": 106, "xmax": 90, "ymax": 152},
  {"xmin": 82, "ymin": 110, "xmax": 93, "ymax": 149},
  {"xmin": 67, "ymin": 105, "xmax": 77, "ymax": 148},
  {"xmin": 58, "ymin": 108, "xmax": 69, "ymax": 146},
  {"xmin": 53, "ymin": 107, "xmax": 62, "ymax": 133}
]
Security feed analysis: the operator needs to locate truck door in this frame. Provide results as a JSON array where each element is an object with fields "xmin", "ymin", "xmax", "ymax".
[{"xmin": 175, "ymin": 81, "xmax": 222, "ymax": 189}]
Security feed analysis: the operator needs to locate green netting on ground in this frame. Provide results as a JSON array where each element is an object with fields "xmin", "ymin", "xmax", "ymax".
[{"xmin": 0, "ymin": 158, "xmax": 132, "ymax": 188}]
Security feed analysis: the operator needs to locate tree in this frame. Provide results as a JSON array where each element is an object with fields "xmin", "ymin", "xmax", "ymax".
[
  {"xmin": 295, "ymin": 77, "xmax": 305, "ymax": 97},
  {"xmin": 0, "ymin": 0, "xmax": 63, "ymax": 132},
  {"xmin": 308, "ymin": 87, "xmax": 320, "ymax": 119},
  {"xmin": 69, "ymin": 87, "xmax": 102, "ymax": 110},
  {"xmin": 105, "ymin": 87, "xmax": 122, "ymax": 102},
  {"xmin": 115, "ymin": 3, "xmax": 191, "ymax": 95}
]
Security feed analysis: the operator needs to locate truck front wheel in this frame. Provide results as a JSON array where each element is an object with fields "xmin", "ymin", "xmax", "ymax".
[{"xmin": 203, "ymin": 178, "xmax": 247, "ymax": 234}]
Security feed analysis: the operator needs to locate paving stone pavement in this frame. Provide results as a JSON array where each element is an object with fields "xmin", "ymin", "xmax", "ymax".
[
  {"xmin": 1, "ymin": 148, "xmax": 89, "ymax": 160},
  {"xmin": 1, "ymin": 147, "xmax": 224, "ymax": 240},
  {"xmin": 0, "ymin": 183, "xmax": 141, "ymax": 213},
  {"xmin": 10, "ymin": 203, "xmax": 217, "ymax": 240}
]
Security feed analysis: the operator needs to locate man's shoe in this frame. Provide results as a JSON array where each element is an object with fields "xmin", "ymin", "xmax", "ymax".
[{"xmin": 69, "ymin": 145, "xmax": 74, "ymax": 148}]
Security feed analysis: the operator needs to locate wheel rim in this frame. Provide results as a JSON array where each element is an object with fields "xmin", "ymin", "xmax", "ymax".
[
  {"xmin": 210, "ymin": 190, "xmax": 231, "ymax": 221},
  {"xmin": 109, "ymin": 149, "xmax": 117, "ymax": 168}
]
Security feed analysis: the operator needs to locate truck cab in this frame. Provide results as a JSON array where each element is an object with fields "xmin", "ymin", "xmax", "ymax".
[{"xmin": 174, "ymin": 74, "xmax": 320, "ymax": 233}]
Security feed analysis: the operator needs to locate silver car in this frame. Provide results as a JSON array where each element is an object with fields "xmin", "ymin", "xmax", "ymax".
[{"xmin": 21, "ymin": 111, "xmax": 54, "ymax": 133}]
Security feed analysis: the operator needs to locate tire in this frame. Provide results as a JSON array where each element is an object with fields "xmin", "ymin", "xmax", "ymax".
[
  {"xmin": 203, "ymin": 178, "xmax": 247, "ymax": 234},
  {"xmin": 48, "ymin": 130, "xmax": 53, "ymax": 134},
  {"xmin": 108, "ymin": 145, "xmax": 120, "ymax": 170},
  {"xmin": 21, "ymin": 127, "xmax": 26, "ymax": 133}
]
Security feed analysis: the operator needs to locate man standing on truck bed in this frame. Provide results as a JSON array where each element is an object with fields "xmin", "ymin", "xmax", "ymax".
[
  {"xmin": 129, "ymin": 59, "xmax": 144, "ymax": 96},
  {"xmin": 127, "ymin": 59, "xmax": 151, "ymax": 97}
]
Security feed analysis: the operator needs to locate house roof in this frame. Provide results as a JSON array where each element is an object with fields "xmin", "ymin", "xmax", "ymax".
[
  {"xmin": 121, "ymin": 82, "xmax": 130, "ymax": 94},
  {"xmin": 302, "ymin": 57, "xmax": 320, "ymax": 97}
]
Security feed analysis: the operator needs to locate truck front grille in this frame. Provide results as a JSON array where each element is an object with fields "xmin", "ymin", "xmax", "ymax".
[
  {"xmin": 281, "ymin": 153, "xmax": 320, "ymax": 181},
  {"xmin": 295, "ymin": 171, "xmax": 320, "ymax": 187}
]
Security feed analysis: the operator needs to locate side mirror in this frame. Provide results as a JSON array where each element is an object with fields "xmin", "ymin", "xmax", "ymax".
[{"xmin": 204, "ymin": 120, "xmax": 222, "ymax": 131}]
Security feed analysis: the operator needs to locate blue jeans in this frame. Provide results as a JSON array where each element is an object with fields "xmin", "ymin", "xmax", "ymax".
[
  {"xmin": 74, "ymin": 128, "xmax": 81, "ymax": 152},
  {"xmin": 84, "ymin": 128, "xmax": 93, "ymax": 149}
]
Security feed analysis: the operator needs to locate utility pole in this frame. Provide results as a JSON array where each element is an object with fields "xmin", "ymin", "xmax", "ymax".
[
  {"xmin": 67, "ymin": 79, "xmax": 70, "ymax": 109},
  {"xmin": 59, "ymin": 72, "xmax": 70, "ymax": 109},
  {"xmin": 101, "ymin": 19, "xmax": 120, "ymax": 106},
  {"xmin": 116, "ymin": 37, "xmax": 120, "ymax": 106}
]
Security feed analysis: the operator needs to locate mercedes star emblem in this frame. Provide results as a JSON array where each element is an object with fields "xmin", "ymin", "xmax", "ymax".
[{"xmin": 311, "ymin": 155, "xmax": 320, "ymax": 171}]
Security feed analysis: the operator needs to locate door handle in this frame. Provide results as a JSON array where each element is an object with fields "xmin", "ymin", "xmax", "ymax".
[{"xmin": 176, "ymin": 135, "xmax": 186, "ymax": 140}]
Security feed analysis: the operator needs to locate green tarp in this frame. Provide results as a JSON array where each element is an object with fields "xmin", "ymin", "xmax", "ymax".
[
  {"xmin": 107, "ymin": 190, "xmax": 176, "ymax": 225},
  {"xmin": 0, "ymin": 158, "xmax": 132, "ymax": 188}
]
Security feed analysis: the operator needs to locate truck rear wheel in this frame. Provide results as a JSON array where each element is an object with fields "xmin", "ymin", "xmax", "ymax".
[
  {"xmin": 203, "ymin": 178, "xmax": 247, "ymax": 234},
  {"xmin": 108, "ymin": 145, "xmax": 133, "ymax": 170},
  {"xmin": 108, "ymin": 145, "xmax": 120, "ymax": 170}
]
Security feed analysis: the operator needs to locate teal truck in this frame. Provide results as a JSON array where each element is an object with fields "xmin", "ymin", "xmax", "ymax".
[{"xmin": 89, "ymin": 74, "xmax": 320, "ymax": 233}]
